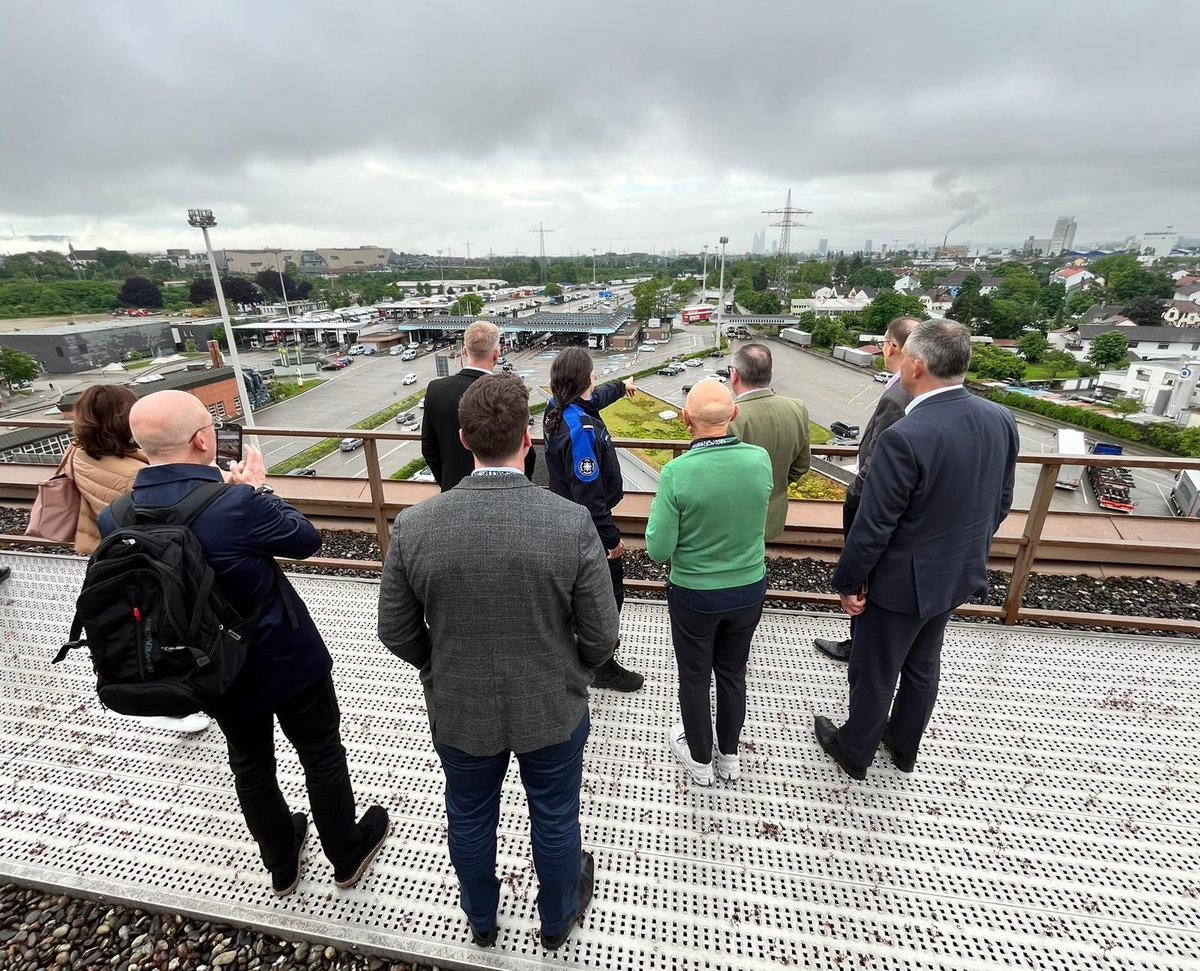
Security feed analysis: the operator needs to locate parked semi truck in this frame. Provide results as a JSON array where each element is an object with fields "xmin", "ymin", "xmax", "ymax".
[{"xmin": 1170, "ymin": 470, "xmax": 1200, "ymax": 517}]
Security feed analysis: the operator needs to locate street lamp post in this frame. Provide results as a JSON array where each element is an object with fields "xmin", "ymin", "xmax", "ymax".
[
  {"xmin": 187, "ymin": 209, "xmax": 256, "ymax": 428},
  {"xmin": 274, "ymin": 249, "xmax": 301, "ymax": 387},
  {"xmin": 716, "ymin": 236, "xmax": 728, "ymax": 352},
  {"xmin": 701, "ymin": 245, "xmax": 709, "ymax": 303}
]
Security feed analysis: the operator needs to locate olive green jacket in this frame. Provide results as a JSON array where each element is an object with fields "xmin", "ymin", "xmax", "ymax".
[{"xmin": 729, "ymin": 388, "xmax": 810, "ymax": 540}]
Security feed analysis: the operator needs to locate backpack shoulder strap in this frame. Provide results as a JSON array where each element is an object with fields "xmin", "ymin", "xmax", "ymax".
[{"xmin": 120, "ymin": 480, "xmax": 232, "ymax": 528}]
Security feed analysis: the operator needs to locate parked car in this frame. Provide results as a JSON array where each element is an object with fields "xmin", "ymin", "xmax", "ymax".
[
  {"xmin": 410, "ymin": 467, "xmax": 437, "ymax": 483},
  {"xmin": 873, "ymin": 371, "xmax": 890, "ymax": 383},
  {"xmin": 684, "ymin": 358, "xmax": 704, "ymax": 368},
  {"xmin": 361, "ymin": 346, "xmax": 378, "ymax": 356},
  {"xmin": 337, "ymin": 356, "xmax": 353, "ymax": 366},
  {"xmin": 831, "ymin": 436, "xmax": 859, "ymax": 447},
  {"xmin": 348, "ymin": 344, "xmax": 366, "ymax": 355},
  {"xmin": 403, "ymin": 373, "xmax": 419, "ymax": 385},
  {"xmin": 320, "ymin": 361, "xmax": 342, "ymax": 371},
  {"xmin": 286, "ymin": 467, "xmax": 317, "ymax": 476},
  {"xmin": 402, "ymin": 421, "xmax": 421, "ymax": 432},
  {"xmin": 389, "ymin": 346, "xmax": 405, "ymax": 356},
  {"xmin": 709, "ymin": 348, "xmax": 723, "ymax": 357},
  {"xmin": 338, "ymin": 437, "xmax": 364, "ymax": 452},
  {"xmin": 638, "ymin": 343, "xmax": 657, "ymax": 352},
  {"xmin": 497, "ymin": 356, "xmax": 508, "ymax": 365},
  {"xmin": 830, "ymin": 420, "xmax": 860, "ymax": 439},
  {"xmin": 715, "ymin": 366, "xmax": 731, "ymax": 378},
  {"xmin": 394, "ymin": 411, "xmax": 415, "ymax": 424},
  {"xmin": 401, "ymin": 350, "xmax": 418, "ymax": 361}
]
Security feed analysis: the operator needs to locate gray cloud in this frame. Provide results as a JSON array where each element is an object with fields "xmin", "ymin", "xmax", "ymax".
[{"xmin": 2, "ymin": 0, "xmax": 1197, "ymax": 254}]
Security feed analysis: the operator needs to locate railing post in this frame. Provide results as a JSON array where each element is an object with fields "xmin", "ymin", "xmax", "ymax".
[
  {"xmin": 361, "ymin": 438, "xmax": 391, "ymax": 562},
  {"xmin": 1004, "ymin": 462, "xmax": 1060, "ymax": 625}
]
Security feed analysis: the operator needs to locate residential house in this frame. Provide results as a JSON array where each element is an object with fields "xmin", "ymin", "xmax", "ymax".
[
  {"xmin": 1050, "ymin": 266, "xmax": 1095, "ymax": 290},
  {"xmin": 1050, "ymin": 324, "xmax": 1200, "ymax": 362},
  {"xmin": 1162, "ymin": 301, "xmax": 1200, "ymax": 327},
  {"xmin": 914, "ymin": 289, "xmax": 953, "ymax": 314},
  {"xmin": 933, "ymin": 270, "xmax": 1002, "ymax": 295},
  {"xmin": 1173, "ymin": 282, "xmax": 1200, "ymax": 304},
  {"xmin": 1096, "ymin": 360, "xmax": 1200, "ymax": 418},
  {"xmin": 892, "ymin": 274, "xmax": 922, "ymax": 292}
]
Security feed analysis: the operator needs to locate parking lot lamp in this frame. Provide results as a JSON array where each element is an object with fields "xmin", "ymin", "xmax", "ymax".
[
  {"xmin": 187, "ymin": 208, "xmax": 256, "ymax": 427},
  {"xmin": 716, "ymin": 236, "xmax": 729, "ymax": 351}
]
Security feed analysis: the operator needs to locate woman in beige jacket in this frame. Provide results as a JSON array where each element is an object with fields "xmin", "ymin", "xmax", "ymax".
[{"xmin": 70, "ymin": 384, "xmax": 210, "ymax": 734}]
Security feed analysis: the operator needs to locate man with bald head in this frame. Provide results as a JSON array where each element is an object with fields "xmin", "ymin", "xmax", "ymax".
[
  {"xmin": 645, "ymin": 380, "xmax": 773, "ymax": 787},
  {"xmin": 99, "ymin": 390, "xmax": 389, "ymax": 897},
  {"xmin": 422, "ymin": 320, "xmax": 536, "ymax": 490}
]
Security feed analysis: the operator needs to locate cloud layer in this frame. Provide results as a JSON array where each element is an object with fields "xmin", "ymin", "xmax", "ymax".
[{"xmin": 2, "ymin": 0, "xmax": 1196, "ymax": 255}]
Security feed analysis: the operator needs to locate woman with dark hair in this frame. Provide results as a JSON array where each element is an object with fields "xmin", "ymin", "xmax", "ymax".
[
  {"xmin": 70, "ymin": 383, "xmax": 209, "ymax": 734},
  {"xmin": 544, "ymin": 347, "xmax": 645, "ymax": 692}
]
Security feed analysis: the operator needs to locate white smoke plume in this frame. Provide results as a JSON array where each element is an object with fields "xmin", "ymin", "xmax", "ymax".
[{"xmin": 932, "ymin": 169, "xmax": 988, "ymax": 236}]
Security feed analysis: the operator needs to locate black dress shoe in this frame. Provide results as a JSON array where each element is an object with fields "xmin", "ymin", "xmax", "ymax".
[
  {"xmin": 334, "ymin": 805, "xmax": 389, "ymax": 888},
  {"xmin": 592, "ymin": 656, "xmax": 644, "ymax": 692},
  {"xmin": 813, "ymin": 715, "xmax": 867, "ymax": 780},
  {"xmin": 271, "ymin": 812, "xmax": 308, "ymax": 897},
  {"xmin": 814, "ymin": 637, "xmax": 852, "ymax": 662},
  {"xmin": 0, "ymin": 566, "xmax": 11, "ymax": 584},
  {"xmin": 881, "ymin": 732, "xmax": 916, "ymax": 773},
  {"xmin": 541, "ymin": 850, "xmax": 594, "ymax": 950},
  {"xmin": 470, "ymin": 924, "xmax": 498, "ymax": 947}
]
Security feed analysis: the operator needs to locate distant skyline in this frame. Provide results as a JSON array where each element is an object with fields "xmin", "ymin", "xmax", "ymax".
[{"xmin": 1, "ymin": 1, "xmax": 1197, "ymax": 258}]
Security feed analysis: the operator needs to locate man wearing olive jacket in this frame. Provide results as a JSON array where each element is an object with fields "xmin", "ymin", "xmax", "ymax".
[{"xmin": 379, "ymin": 373, "xmax": 619, "ymax": 952}]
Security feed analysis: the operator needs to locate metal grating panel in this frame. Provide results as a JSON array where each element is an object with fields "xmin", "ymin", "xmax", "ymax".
[{"xmin": 0, "ymin": 550, "xmax": 1197, "ymax": 971}]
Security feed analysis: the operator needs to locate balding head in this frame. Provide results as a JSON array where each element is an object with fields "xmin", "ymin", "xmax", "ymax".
[
  {"xmin": 462, "ymin": 321, "xmax": 501, "ymax": 367},
  {"xmin": 683, "ymin": 379, "xmax": 738, "ymax": 439},
  {"xmin": 130, "ymin": 390, "xmax": 216, "ymax": 465}
]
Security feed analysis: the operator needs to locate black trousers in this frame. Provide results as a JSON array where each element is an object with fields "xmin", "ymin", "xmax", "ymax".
[
  {"xmin": 667, "ymin": 588, "xmax": 764, "ymax": 763},
  {"xmin": 208, "ymin": 675, "xmax": 362, "ymax": 874},
  {"xmin": 842, "ymin": 494, "xmax": 861, "ymax": 642},
  {"xmin": 839, "ymin": 602, "xmax": 953, "ymax": 768},
  {"xmin": 609, "ymin": 554, "xmax": 624, "ymax": 613}
]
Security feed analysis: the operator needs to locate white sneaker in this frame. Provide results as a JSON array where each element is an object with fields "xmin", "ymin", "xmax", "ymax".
[
  {"xmin": 669, "ymin": 724, "xmax": 713, "ymax": 787},
  {"xmin": 716, "ymin": 751, "xmax": 740, "ymax": 782},
  {"xmin": 138, "ymin": 713, "xmax": 211, "ymax": 734}
]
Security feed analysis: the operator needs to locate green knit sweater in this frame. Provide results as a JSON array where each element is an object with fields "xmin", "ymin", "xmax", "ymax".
[{"xmin": 644, "ymin": 438, "xmax": 773, "ymax": 590}]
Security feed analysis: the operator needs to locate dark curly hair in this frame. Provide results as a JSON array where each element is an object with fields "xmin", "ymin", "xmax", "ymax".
[
  {"xmin": 73, "ymin": 385, "xmax": 139, "ymax": 460},
  {"xmin": 543, "ymin": 347, "xmax": 594, "ymax": 438}
]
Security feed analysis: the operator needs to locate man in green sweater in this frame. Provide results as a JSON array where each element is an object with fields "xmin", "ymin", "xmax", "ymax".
[{"xmin": 645, "ymin": 380, "xmax": 773, "ymax": 787}]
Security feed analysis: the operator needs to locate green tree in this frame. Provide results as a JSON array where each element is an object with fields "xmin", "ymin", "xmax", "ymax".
[
  {"xmin": 970, "ymin": 344, "xmax": 1027, "ymax": 382},
  {"xmin": 949, "ymin": 274, "xmax": 987, "ymax": 327},
  {"xmin": 1037, "ymin": 282, "xmax": 1066, "ymax": 318},
  {"xmin": 1122, "ymin": 295, "xmax": 1166, "ymax": 327},
  {"xmin": 189, "ymin": 276, "xmax": 216, "ymax": 305},
  {"xmin": 0, "ymin": 346, "xmax": 39, "ymax": 387},
  {"xmin": 633, "ymin": 290, "xmax": 658, "ymax": 322},
  {"xmin": 795, "ymin": 261, "xmax": 832, "ymax": 287},
  {"xmin": 451, "ymin": 293, "xmax": 485, "ymax": 315},
  {"xmin": 810, "ymin": 317, "xmax": 850, "ymax": 349},
  {"xmin": 847, "ymin": 266, "xmax": 895, "ymax": 289},
  {"xmin": 1040, "ymin": 349, "xmax": 1079, "ymax": 380},
  {"xmin": 542, "ymin": 282, "xmax": 563, "ymax": 297},
  {"xmin": 671, "ymin": 277, "xmax": 697, "ymax": 298},
  {"xmin": 118, "ymin": 276, "xmax": 163, "ymax": 308},
  {"xmin": 1092, "ymin": 253, "xmax": 1174, "ymax": 301},
  {"xmin": 1017, "ymin": 331, "xmax": 1050, "ymax": 362},
  {"xmin": 221, "ymin": 276, "xmax": 262, "ymax": 307},
  {"xmin": 1088, "ymin": 332, "xmax": 1130, "ymax": 369},
  {"xmin": 977, "ymin": 297, "xmax": 1036, "ymax": 339},
  {"xmin": 861, "ymin": 291, "xmax": 927, "ymax": 332},
  {"xmin": 1065, "ymin": 288, "xmax": 1097, "ymax": 316},
  {"xmin": 1110, "ymin": 395, "xmax": 1142, "ymax": 416}
]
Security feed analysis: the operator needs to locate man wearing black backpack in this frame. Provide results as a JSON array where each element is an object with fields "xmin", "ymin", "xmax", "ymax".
[{"xmin": 96, "ymin": 389, "xmax": 389, "ymax": 897}]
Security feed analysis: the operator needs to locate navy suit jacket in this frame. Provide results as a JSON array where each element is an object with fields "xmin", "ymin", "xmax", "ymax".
[
  {"xmin": 832, "ymin": 387, "xmax": 1018, "ymax": 619},
  {"xmin": 98, "ymin": 464, "xmax": 331, "ymax": 711}
]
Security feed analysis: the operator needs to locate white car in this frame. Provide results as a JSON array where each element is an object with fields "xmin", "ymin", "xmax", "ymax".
[
  {"xmin": 873, "ymin": 371, "xmax": 890, "ymax": 383},
  {"xmin": 684, "ymin": 359, "xmax": 704, "ymax": 368},
  {"xmin": 638, "ymin": 343, "xmax": 657, "ymax": 352},
  {"xmin": 402, "ymin": 421, "xmax": 421, "ymax": 432},
  {"xmin": 403, "ymin": 373, "xmax": 419, "ymax": 385},
  {"xmin": 411, "ymin": 467, "xmax": 437, "ymax": 483},
  {"xmin": 389, "ymin": 346, "xmax": 405, "ymax": 356}
]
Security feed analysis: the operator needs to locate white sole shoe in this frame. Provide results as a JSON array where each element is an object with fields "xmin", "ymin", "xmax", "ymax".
[
  {"xmin": 669, "ymin": 724, "xmax": 713, "ymax": 787},
  {"xmin": 137, "ymin": 714, "xmax": 211, "ymax": 734},
  {"xmin": 716, "ymin": 752, "xmax": 740, "ymax": 782}
]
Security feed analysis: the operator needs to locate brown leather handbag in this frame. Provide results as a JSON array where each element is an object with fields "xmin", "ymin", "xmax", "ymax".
[{"xmin": 26, "ymin": 446, "xmax": 82, "ymax": 544}]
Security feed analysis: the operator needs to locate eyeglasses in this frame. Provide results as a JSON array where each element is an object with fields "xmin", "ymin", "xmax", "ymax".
[{"xmin": 186, "ymin": 418, "xmax": 223, "ymax": 443}]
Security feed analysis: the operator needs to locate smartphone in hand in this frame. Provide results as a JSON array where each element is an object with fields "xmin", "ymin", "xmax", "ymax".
[{"xmin": 215, "ymin": 424, "xmax": 244, "ymax": 472}]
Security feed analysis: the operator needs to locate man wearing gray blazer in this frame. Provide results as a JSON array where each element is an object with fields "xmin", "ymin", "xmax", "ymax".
[
  {"xmin": 379, "ymin": 373, "xmax": 619, "ymax": 952},
  {"xmin": 814, "ymin": 316, "xmax": 920, "ymax": 662}
]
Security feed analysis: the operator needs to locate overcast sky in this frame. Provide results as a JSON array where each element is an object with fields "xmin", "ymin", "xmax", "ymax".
[{"xmin": 1, "ymin": 0, "xmax": 1197, "ymax": 258}]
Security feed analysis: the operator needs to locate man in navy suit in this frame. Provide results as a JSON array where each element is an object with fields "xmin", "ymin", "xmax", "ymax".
[{"xmin": 815, "ymin": 320, "xmax": 1018, "ymax": 779}]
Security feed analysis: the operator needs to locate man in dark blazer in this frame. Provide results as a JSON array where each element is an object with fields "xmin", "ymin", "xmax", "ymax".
[
  {"xmin": 421, "ymin": 320, "xmax": 535, "ymax": 490},
  {"xmin": 380, "ymin": 373, "xmax": 619, "ymax": 951},
  {"xmin": 815, "ymin": 320, "xmax": 1018, "ymax": 780},
  {"xmin": 814, "ymin": 316, "xmax": 920, "ymax": 662}
]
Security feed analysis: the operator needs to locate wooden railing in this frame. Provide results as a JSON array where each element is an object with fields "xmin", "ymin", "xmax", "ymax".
[{"xmin": 3, "ymin": 419, "xmax": 1199, "ymax": 634}]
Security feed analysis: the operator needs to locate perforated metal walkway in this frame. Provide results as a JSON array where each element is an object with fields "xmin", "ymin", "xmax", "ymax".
[{"xmin": 0, "ymin": 551, "xmax": 1197, "ymax": 970}]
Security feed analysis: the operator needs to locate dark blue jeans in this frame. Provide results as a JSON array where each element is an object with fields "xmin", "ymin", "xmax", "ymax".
[{"xmin": 434, "ymin": 712, "xmax": 590, "ymax": 937}]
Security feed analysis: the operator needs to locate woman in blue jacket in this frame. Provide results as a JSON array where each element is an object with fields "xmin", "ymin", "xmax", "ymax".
[{"xmin": 544, "ymin": 347, "xmax": 644, "ymax": 692}]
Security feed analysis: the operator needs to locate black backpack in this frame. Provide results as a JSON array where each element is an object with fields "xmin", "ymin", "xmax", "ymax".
[{"xmin": 55, "ymin": 481, "xmax": 260, "ymax": 717}]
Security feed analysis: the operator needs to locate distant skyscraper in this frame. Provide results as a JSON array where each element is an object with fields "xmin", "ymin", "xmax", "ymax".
[
  {"xmin": 1050, "ymin": 217, "xmax": 1077, "ymax": 255},
  {"xmin": 818, "ymin": 238, "xmax": 829, "ymax": 258},
  {"xmin": 864, "ymin": 239, "xmax": 873, "ymax": 255}
]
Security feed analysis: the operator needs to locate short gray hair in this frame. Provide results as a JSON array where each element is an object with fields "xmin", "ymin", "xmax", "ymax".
[
  {"xmin": 905, "ymin": 319, "xmax": 971, "ymax": 380},
  {"xmin": 732, "ymin": 343, "xmax": 772, "ymax": 387},
  {"xmin": 463, "ymin": 321, "xmax": 500, "ymax": 360},
  {"xmin": 885, "ymin": 316, "xmax": 921, "ymax": 348}
]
